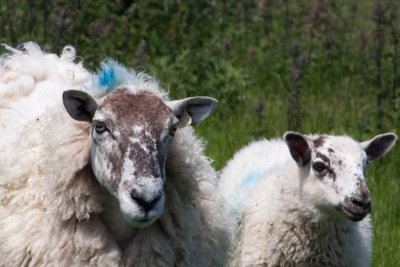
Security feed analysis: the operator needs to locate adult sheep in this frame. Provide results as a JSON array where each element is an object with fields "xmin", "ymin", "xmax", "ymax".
[
  {"xmin": 0, "ymin": 43, "xmax": 231, "ymax": 266},
  {"xmin": 219, "ymin": 131, "xmax": 397, "ymax": 267}
]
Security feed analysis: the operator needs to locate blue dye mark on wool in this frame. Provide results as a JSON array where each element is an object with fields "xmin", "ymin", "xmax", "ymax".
[
  {"xmin": 227, "ymin": 170, "xmax": 264, "ymax": 217},
  {"xmin": 92, "ymin": 59, "xmax": 135, "ymax": 93},
  {"xmin": 240, "ymin": 171, "xmax": 263, "ymax": 188},
  {"xmin": 98, "ymin": 66, "xmax": 115, "ymax": 92}
]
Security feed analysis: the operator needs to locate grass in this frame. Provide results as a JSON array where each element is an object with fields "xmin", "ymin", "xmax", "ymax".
[
  {"xmin": 192, "ymin": 76, "xmax": 400, "ymax": 266},
  {"xmin": 2, "ymin": 0, "xmax": 400, "ymax": 265},
  {"xmin": 180, "ymin": 2, "xmax": 400, "ymax": 264},
  {"xmin": 367, "ymin": 152, "xmax": 400, "ymax": 266}
]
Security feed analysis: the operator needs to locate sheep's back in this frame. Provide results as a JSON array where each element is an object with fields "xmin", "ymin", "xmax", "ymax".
[{"xmin": 219, "ymin": 139, "xmax": 291, "ymax": 217}]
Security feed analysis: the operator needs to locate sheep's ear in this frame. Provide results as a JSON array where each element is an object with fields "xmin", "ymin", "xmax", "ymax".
[
  {"xmin": 360, "ymin": 133, "xmax": 397, "ymax": 161},
  {"xmin": 63, "ymin": 90, "xmax": 98, "ymax": 122},
  {"xmin": 284, "ymin": 131, "xmax": 311, "ymax": 167},
  {"xmin": 167, "ymin": 96, "xmax": 218, "ymax": 128}
]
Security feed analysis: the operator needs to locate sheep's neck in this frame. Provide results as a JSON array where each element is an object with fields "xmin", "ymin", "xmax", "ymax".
[{"xmin": 99, "ymin": 187, "xmax": 138, "ymax": 249}]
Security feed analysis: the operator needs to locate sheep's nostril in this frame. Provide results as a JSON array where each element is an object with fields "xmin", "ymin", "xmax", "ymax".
[
  {"xmin": 131, "ymin": 194, "xmax": 161, "ymax": 213},
  {"xmin": 351, "ymin": 197, "xmax": 372, "ymax": 213},
  {"xmin": 352, "ymin": 198, "xmax": 364, "ymax": 207}
]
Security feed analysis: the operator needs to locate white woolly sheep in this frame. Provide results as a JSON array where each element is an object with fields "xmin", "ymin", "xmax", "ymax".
[
  {"xmin": 0, "ymin": 43, "xmax": 231, "ymax": 266},
  {"xmin": 219, "ymin": 131, "xmax": 397, "ymax": 267}
]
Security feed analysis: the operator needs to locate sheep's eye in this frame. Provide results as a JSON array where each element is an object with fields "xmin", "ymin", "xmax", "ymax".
[
  {"xmin": 169, "ymin": 125, "xmax": 178, "ymax": 135},
  {"xmin": 94, "ymin": 122, "xmax": 106, "ymax": 133},
  {"xmin": 313, "ymin": 162, "xmax": 326, "ymax": 172}
]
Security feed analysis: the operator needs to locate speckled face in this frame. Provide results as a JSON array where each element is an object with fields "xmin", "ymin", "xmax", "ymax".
[
  {"xmin": 309, "ymin": 135, "xmax": 370, "ymax": 221},
  {"xmin": 90, "ymin": 88, "xmax": 178, "ymax": 227},
  {"xmin": 63, "ymin": 87, "xmax": 217, "ymax": 227}
]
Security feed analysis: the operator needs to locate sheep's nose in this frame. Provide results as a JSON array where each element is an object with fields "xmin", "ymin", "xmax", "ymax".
[
  {"xmin": 131, "ymin": 194, "xmax": 161, "ymax": 213},
  {"xmin": 342, "ymin": 195, "xmax": 371, "ymax": 221},
  {"xmin": 351, "ymin": 196, "xmax": 371, "ymax": 214}
]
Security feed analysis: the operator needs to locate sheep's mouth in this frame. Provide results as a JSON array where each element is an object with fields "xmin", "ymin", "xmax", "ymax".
[
  {"xmin": 123, "ymin": 207, "xmax": 163, "ymax": 228},
  {"xmin": 135, "ymin": 218, "xmax": 153, "ymax": 227},
  {"xmin": 125, "ymin": 215, "xmax": 157, "ymax": 228},
  {"xmin": 341, "ymin": 204, "xmax": 369, "ymax": 222}
]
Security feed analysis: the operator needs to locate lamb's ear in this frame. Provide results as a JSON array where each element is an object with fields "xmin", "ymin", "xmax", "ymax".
[
  {"xmin": 283, "ymin": 131, "xmax": 311, "ymax": 167},
  {"xmin": 62, "ymin": 90, "xmax": 98, "ymax": 122},
  {"xmin": 360, "ymin": 133, "xmax": 397, "ymax": 161},
  {"xmin": 167, "ymin": 96, "xmax": 218, "ymax": 128}
]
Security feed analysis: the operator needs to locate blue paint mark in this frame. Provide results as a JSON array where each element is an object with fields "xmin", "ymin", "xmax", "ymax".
[
  {"xmin": 227, "ymin": 170, "xmax": 264, "ymax": 217},
  {"xmin": 92, "ymin": 59, "xmax": 135, "ymax": 93},
  {"xmin": 240, "ymin": 171, "xmax": 263, "ymax": 188},
  {"xmin": 98, "ymin": 66, "xmax": 115, "ymax": 92}
]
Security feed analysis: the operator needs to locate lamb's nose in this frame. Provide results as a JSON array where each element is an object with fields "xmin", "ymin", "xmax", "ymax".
[
  {"xmin": 351, "ymin": 197, "xmax": 372, "ymax": 214},
  {"xmin": 131, "ymin": 194, "xmax": 161, "ymax": 213}
]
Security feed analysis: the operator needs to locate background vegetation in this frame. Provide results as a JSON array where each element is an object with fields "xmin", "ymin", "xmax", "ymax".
[{"xmin": 1, "ymin": 0, "xmax": 399, "ymax": 265}]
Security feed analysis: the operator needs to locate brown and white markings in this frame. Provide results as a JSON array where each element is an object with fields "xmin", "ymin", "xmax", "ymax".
[
  {"xmin": 285, "ymin": 131, "xmax": 397, "ymax": 222},
  {"xmin": 220, "ymin": 131, "xmax": 397, "ymax": 266},
  {"xmin": 63, "ymin": 87, "xmax": 217, "ymax": 229}
]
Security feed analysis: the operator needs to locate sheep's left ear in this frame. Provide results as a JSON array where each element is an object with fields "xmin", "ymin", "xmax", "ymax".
[
  {"xmin": 167, "ymin": 96, "xmax": 218, "ymax": 128},
  {"xmin": 63, "ymin": 90, "xmax": 98, "ymax": 122},
  {"xmin": 360, "ymin": 133, "xmax": 397, "ymax": 161},
  {"xmin": 284, "ymin": 131, "xmax": 311, "ymax": 167}
]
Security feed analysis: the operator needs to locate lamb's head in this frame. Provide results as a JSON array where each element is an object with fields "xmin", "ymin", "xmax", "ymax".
[
  {"xmin": 284, "ymin": 131, "xmax": 397, "ymax": 222},
  {"xmin": 62, "ymin": 87, "xmax": 217, "ymax": 227}
]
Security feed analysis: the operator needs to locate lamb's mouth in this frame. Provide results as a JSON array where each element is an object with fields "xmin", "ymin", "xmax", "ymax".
[{"xmin": 341, "ymin": 204, "xmax": 369, "ymax": 222}]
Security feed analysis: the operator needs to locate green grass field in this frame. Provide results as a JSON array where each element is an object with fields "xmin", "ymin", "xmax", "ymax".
[
  {"xmin": 2, "ymin": 0, "xmax": 399, "ymax": 265},
  {"xmin": 192, "ymin": 84, "xmax": 400, "ymax": 266}
]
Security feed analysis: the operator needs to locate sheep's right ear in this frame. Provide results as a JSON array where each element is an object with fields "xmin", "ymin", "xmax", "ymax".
[
  {"xmin": 360, "ymin": 133, "xmax": 397, "ymax": 161},
  {"xmin": 167, "ymin": 96, "xmax": 218, "ymax": 128},
  {"xmin": 284, "ymin": 131, "xmax": 311, "ymax": 167},
  {"xmin": 63, "ymin": 90, "xmax": 98, "ymax": 122}
]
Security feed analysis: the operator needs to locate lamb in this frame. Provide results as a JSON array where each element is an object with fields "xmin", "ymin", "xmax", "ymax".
[
  {"xmin": 0, "ymin": 43, "xmax": 231, "ymax": 266},
  {"xmin": 219, "ymin": 131, "xmax": 397, "ymax": 267}
]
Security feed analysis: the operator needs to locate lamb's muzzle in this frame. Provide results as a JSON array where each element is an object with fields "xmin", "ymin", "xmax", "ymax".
[{"xmin": 341, "ymin": 195, "xmax": 371, "ymax": 221}]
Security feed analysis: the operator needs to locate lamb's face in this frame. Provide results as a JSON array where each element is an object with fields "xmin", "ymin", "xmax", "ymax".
[
  {"xmin": 284, "ymin": 132, "xmax": 397, "ymax": 222},
  {"xmin": 63, "ymin": 87, "xmax": 217, "ymax": 227},
  {"xmin": 309, "ymin": 136, "xmax": 372, "ymax": 221}
]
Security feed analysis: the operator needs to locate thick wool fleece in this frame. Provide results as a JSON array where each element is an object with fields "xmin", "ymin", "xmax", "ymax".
[
  {"xmin": 219, "ymin": 139, "xmax": 372, "ymax": 267},
  {"xmin": 0, "ymin": 43, "xmax": 231, "ymax": 266},
  {"xmin": 0, "ymin": 43, "xmax": 90, "ymax": 147}
]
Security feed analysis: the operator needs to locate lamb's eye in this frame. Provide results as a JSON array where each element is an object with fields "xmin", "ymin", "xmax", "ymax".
[
  {"xmin": 94, "ymin": 122, "xmax": 106, "ymax": 134},
  {"xmin": 169, "ymin": 125, "xmax": 178, "ymax": 135},
  {"xmin": 313, "ymin": 162, "xmax": 326, "ymax": 172}
]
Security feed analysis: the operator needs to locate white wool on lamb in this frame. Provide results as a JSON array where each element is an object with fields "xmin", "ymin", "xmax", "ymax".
[
  {"xmin": 219, "ymin": 132, "xmax": 397, "ymax": 267},
  {"xmin": 0, "ymin": 43, "xmax": 231, "ymax": 266}
]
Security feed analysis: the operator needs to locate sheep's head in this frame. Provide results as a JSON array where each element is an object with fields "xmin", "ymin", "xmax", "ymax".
[
  {"xmin": 284, "ymin": 131, "xmax": 397, "ymax": 222},
  {"xmin": 63, "ymin": 87, "xmax": 217, "ymax": 227}
]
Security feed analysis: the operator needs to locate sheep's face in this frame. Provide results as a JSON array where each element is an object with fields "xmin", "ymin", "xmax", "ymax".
[
  {"xmin": 284, "ymin": 132, "xmax": 397, "ymax": 222},
  {"xmin": 63, "ymin": 87, "xmax": 217, "ymax": 227}
]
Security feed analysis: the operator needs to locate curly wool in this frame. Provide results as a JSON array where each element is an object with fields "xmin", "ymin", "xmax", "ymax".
[
  {"xmin": 0, "ymin": 43, "xmax": 231, "ymax": 266},
  {"xmin": 219, "ymin": 139, "xmax": 372, "ymax": 267}
]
